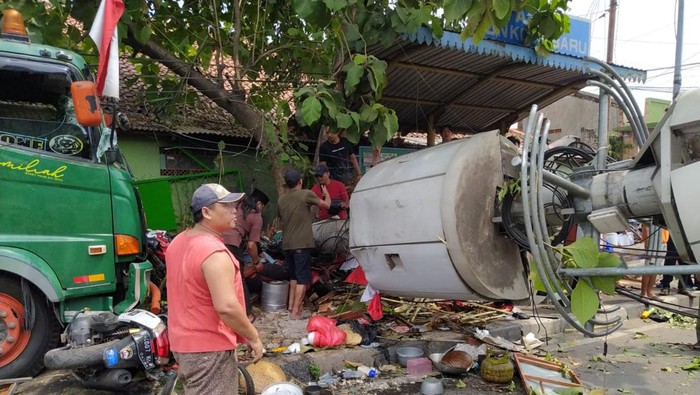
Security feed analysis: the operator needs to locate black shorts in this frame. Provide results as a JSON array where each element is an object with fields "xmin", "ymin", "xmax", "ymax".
[{"xmin": 284, "ymin": 249, "xmax": 313, "ymax": 285}]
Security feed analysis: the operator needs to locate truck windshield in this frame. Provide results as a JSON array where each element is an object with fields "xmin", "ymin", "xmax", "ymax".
[{"xmin": 0, "ymin": 57, "xmax": 94, "ymax": 160}]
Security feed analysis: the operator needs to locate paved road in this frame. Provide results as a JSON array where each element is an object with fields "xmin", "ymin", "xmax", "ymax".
[
  {"xmin": 540, "ymin": 317, "xmax": 700, "ymax": 395},
  {"xmin": 14, "ymin": 315, "xmax": 699, "ymax": 394}
]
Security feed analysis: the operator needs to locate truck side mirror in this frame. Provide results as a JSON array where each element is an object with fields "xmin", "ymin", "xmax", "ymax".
[{"xmin": 70, "ymin": 81, "xmax": 103, "ymax": 127}]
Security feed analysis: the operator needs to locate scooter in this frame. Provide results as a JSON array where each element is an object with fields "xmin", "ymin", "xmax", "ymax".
[{"xmin": 44, "ymin": 309, "xmax": 171, "ymax": 391}]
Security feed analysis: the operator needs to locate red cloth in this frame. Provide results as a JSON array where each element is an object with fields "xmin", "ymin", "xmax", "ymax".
[
  {"xmin": 306, "ymin": 316, "xmax": 347, "ymax": 347},
  {"xmin": 89, "ymin": 0, "xmax": 124, "ymax": 98},
  {"xmin": 165, "ymin": 230, "xmax": 246, "ymax": 352},
  {"xmin": 345, "ymin": 266, "xmax": 367, "ymax": 285},
  {"xmin": 368, "ymin": 292, "xmax": 384, "ymax": 321},
  {"xmin": 311, "ymin": 180, "xmax": 349, "ymax": 220}
]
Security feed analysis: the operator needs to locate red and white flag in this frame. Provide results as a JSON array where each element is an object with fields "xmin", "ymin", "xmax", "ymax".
[{"xmin": 89, "ymin": 0, "xmax": 124, "ymax": 99}]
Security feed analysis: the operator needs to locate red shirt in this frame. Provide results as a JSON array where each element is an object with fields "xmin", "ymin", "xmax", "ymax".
[
  {"xmin": 165, "ymin": 230, "xmax": 246, "ymax": 352},
  {"xmin": 311, "ymin": 180, "xmax": 349, "ymax": 220}
]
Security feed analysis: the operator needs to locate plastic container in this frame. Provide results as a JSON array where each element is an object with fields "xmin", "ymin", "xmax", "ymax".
[
  {"xmin": 396, "ymin": 346, "xmax": 424, "ymax": 366},
  {"xmin": 357, "ymin": 365, "xmax": 378, "ymax": 378},
  {"xmin": 342, "ymin": 370, "xmax": 363, "ymax": 379},
  {"xmin": 407, "ymin": 357, "xmax": 433, "ymax": 375},
  {"xmin": 261, "ymin": 280, "xmax": 289, "ymax": 312},
  {"xmin": 420, "ymin": 377, "xmax": 444, "ymax": 395}
]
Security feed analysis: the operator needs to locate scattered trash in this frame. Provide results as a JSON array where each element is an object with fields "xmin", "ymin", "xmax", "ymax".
[
  {"xmin": 419, "ymin": 377, "xmax": 444, "ymax": 395},
  {"xmin": 396, "ymin": 346, "xmax": 425, "ymax": 366},
  {"xmin": 522, "ymin": 332, "xmax": 544, "ymax": 350},
  {"xmin": 513, "ymin": 352, "xmax": 582, "ymax": 393},
  {"xmin": 357, "ymin": 365, "xmax": 379, "ymax": 378},
  {"xmin": 475, "ymin": 329, "xmax": 526, "ymax": 353},
  {"xmin": 317, "ymin": 372, "xmax": 341, "ymax": 386},
  {"xmin": 480, "ymin": 348, "xmax": 514, "ymax": 384},
  {"xmin": 407, "ymin": 357, "xmax": 433, "ymax": 376},
  {"xmin": 306, "ymin": 316, "xmax": 347, "ymax": 348}
]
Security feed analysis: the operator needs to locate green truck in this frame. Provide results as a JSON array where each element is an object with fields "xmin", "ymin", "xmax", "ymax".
[{"xmin": 0, "ymin": 10, "xmax": 152, "ymax": 378}]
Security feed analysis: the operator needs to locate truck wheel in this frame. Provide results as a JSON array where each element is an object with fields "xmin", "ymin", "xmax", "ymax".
[{"xmin": 0, "ymin": 276, "xmax": 60, "ymax": 379}]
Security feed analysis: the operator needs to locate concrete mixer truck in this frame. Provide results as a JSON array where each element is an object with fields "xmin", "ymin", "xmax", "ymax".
[{"xmin": 349, "ymin": 60, "xmax": 699, "ymax": 337}]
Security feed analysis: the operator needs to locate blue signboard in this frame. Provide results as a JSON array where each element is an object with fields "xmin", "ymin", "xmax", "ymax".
[{"xmin": 484, "ymin": 12, "xmax": 591, "ymax": 57}]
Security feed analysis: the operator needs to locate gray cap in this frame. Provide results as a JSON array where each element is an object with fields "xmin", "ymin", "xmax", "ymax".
[
  {"xmin": 284, "ymin": 168, "xmax": 302, "ymax": 188},
  {"xmin": 191, "ymin": 183, "xmax": 245, "ymax": 212}
]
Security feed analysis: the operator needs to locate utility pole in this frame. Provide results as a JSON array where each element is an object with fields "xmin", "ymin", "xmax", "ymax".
[
  {"xmin": 673, "ymin": 0, "xmax": 684, "ymax": 99},
  {"xmin": 606, "ymin": 0, "xmax": 618, "ymax": 63}
]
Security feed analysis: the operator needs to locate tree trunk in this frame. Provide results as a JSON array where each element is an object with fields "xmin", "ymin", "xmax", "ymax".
[{"xmin": 124, "ymin": 26, "xmax": 287, "ymax": 198}]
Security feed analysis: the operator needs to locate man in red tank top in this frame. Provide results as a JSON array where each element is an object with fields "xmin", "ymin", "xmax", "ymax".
[{"xmin": 166, "ymin": 183, "xmax": 263, "ymax": 394}]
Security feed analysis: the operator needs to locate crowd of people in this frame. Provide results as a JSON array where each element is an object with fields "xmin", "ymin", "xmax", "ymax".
[{"xmin": 163, "ymin": 129, "xmax": 369, "ymax": 393}]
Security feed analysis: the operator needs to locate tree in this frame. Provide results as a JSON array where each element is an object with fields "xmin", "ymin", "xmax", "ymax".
[{"xmin": 1, "ymin": 0, "xmax": 572, "ymax": 192}]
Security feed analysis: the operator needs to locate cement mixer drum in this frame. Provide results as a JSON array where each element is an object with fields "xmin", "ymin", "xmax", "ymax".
[{"xmin": 349, "ymin": 131, "xmax": 529, "ymax": 301}]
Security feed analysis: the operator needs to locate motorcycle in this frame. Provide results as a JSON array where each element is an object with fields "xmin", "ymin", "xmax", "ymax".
[{"xmin": 44, "ymin": 309, "xmax": 171, "ymax": 391}]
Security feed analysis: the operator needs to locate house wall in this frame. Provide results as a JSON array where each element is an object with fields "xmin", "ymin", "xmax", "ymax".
[
  {"xmin": 521, "ymin": 92, "xmax": 625, "ymax": 149},
  {"xmin": 119, "ymin": 136, "xmax": 162, "ymax": 180},
  {"xmin": 119, "ymin": 133, "xmax": 280, "ymax": 229}
]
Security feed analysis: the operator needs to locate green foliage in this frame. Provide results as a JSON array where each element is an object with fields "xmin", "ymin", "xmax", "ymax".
[
  {"xmin": 293, "ymin": 54, "xmax": 397, "ymax": 146},
  {"xmin": 570, "ymin": 280, "xmax": 598, "ymax": 326},
  {"xmin": 308, "ymin": 362, "xmax": 322, "ymax": 380},
  {"xmin": 539, "ymin": 237, "xmax": 623, "ymax": 325},
  {"xmin": 8, "ymin": 0, "xmax": 571, "ymax": 152},
  {"xmin": 497, "ymin": 177, "xmax": 521, "ymax": 202},
  {"xmin": 608, "ymin": 134, "xmax": 633, "ymax": 160}
]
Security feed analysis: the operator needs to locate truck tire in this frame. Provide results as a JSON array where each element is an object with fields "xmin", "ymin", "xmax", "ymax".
[
  {"xmin": 0, "ymin": 276, "xmax": 61, "ymax": 379},
  {"xmin": 44, "ymin": 340, "xmax": 119, "ymax": 370}
]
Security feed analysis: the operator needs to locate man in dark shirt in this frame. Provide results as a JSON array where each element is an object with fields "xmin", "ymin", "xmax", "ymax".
[
  {"xmin": 319, "ymin": 132, "xmax": 361, "ymax": 185},
  {"xmin": 278, "ymin": 169, "xmax": 331, "ymax": 319}
]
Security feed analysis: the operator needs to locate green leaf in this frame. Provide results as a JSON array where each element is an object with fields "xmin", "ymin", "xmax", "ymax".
[
  {"xmin": 280, "ymin": 152, "xmax": 291, "ymax": 162},
  {"xmin": 591, "ymin": 276, "xmax": 617, "ymax": 296},
  {"xmin": 570, "ymin": 281, "xmax": 599, "ymax": 324},
  {"xmin": 553, "ymin": 388, "xmax": 584, "ymax": 395},
  {"xmin": 353, "ymin": 54, "xmax": 368, "ymax": 65},
  {"xmin": 344, "ymin": 64, "xmax": 364, "ymax": 95},
  {"xmin": 472, "ymin": 11, "xmax": 492, "ymax": 43},
  {"xmin": 319, "ymin": 96, "xmax": 338, "ymax": 118},
  {"xmin": 430, "ymin": 16, "xmax": 444, "ymax": 37},
  {"xmin": 294, "ymin": 87, "xmax": 315, "ymax": 99},
  {"xmin": 456, "ymin": 380, "xmax": 466, "ymax": 389},
  {"xmin": 301, "ymin": 97, "xmax": 322, "ymax": 125},
  {"xmin": 323, "ymin": 0, "xmax": 347, "ymax": 12},
  {"xmin": 492, "ymin": 0, "xmax": 512, "ymax": 20},
  {"xmin": 598, "ymin": 252, "xmax": 621, "ymax": 268},
  {"xmin": 293, "ymin": 0, "xmax": 316, "ymax": 18},
  {"xmin": 360, "ymin": 105, "xmax": 378, "ymax": 123},
  {"xmin": 563, "ymin": 237, "xmax": 599, "ymax": 268},
  {"xmin": 135, "ymin": 24, "xmax": 152, "ymax": 44},
  {"xmin": 444, "ymin": 0, "xmax": 472, "ymax": 22},
  {"xmin": 336, "ymin": 113, "xmax": 353, "ymax": 129}
]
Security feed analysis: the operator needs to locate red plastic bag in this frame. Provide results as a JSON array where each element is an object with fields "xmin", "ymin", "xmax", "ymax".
[
  {"xmin": 345, "ymin": 266, "xmax": 368, "ymax": 285},
  {"xmin": 306, "ymin": 316, "xmax": 347, "ymax": 348},
  {"xmin": 367, "ymin": 292, "xmax": 384, "ymax": 321}
]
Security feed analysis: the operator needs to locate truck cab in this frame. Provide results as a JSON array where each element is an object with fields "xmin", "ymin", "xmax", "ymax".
[{"xmin": 0, "ymin": 9, "xmax": 151, "ymax": 379}]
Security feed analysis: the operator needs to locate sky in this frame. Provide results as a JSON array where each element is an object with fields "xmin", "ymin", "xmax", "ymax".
[{"xmin": 567, "ymin": 0, "xmax": 700, "ymax": 106}]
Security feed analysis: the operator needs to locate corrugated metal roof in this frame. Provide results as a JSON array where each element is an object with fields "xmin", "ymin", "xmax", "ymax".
[{"xmin": 370, "ymin": 27, "xmax": 647, "ymax": 134}]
